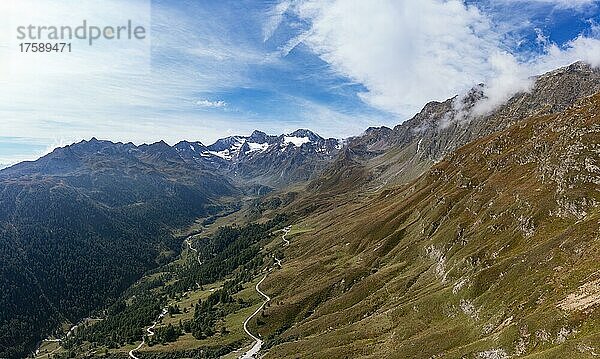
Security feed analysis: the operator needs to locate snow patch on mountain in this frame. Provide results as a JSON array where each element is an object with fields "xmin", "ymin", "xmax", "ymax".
[
  {"xmin": 209, "ymin": 149, "xmax": 235, "ymax": 160},
  {"xmin": 284, "ymin": 136, "xmax": 310, "ymax": 147},
  {"xmin": 209, "ymin": 138, "xmax": 245, "ymax": 160},
  {"xmin": 246, "ymin": 142, "xmax": 270, "ymax": 153}
]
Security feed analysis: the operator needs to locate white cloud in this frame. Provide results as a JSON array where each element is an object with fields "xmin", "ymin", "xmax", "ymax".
[
  {"xmin": 290, "ymin": 0, "xmax": 600, "ymax": 120},
  {"xmin": 263, "ymin": 1, "xmax": 291, "ymax": 42},
  {"xmin": 591, "ymin": 20, "xmax": 600, "ymax": 37},
  {"xmin": 502, "ymin": 0, "xmax": 598, "ymax": 9},
  {"xmin": 533, "ymin": 35, "xmax": 600, "ymax": 70},
  {"xmin": 472, "ymin": 51, "xmax": 533, "ymax": 116},
  {"xmin": 279, "ymin": 31, "xmax": 311, "ymax": 56},
  {"xmin": 293, "ymin": 0, "xmax": 503, "ymax": 116},
  {"xmin": 0, "ymin": 0, "xmax": 152, "ymax": 77},
  {"xmin": 196, "ymin": 99, "xmax": 227, "ymax": 108},
  {"xmin": 0, "ymin": 0, "xmax": 278, "ymax": 162}
]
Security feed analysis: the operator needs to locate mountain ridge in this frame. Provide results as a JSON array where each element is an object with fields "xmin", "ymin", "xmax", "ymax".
[
  {"xmin": 2, "ymin": 61, "xmax": 600, "ymax": 359},
  {"xmin": 256, "ymin": 90, "xmax": 600, "ymax": 359},
  {"xmin": 1, "ymin": 128, "xmax": 343, "ymax": 190},
  {"xmin": 308, "ymin": 61, "xmax": 600, "ymax": 194}
]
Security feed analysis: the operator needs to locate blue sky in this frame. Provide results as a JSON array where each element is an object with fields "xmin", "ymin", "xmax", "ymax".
[{"xmin": 1, "ymin": 0, "xmax": 600, "ymax": 167}]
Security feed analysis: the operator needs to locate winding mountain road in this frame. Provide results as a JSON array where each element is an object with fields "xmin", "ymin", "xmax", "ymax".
[
  {"xmin": 129, "ymin": 235, "xmax": 203, "ymax": 359},
  {"xmin": 239, "ymin": 226, "xmax": 291, "ymax": 359},
  {"xmin": 128, "ymin": 308, "xmax": 168, "ymax": 359},
  {"xmin": 34, "ymin": 318, "xmax": 99, "ymax": 358},
  {"xmin": 282, "ymin": 226, "xmax": 291, "ymax": 246},
  {"xmin": 240, "ymin": 275, "xmax": 271, "ymax": 359}
]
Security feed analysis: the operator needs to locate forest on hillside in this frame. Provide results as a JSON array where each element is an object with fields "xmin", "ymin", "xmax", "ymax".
[
  {"xmin": 57, "ymin": 214, "xmax": 289, "ymax": 358},
  {"xmin": 0, "ymin": 172, "xmax": 232, "ymax": 359}
]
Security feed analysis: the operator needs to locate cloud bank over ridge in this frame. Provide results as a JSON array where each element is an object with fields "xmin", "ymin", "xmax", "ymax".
[{"xmin": 283, "ymin": 0, "xmax": 600, "ymax": 118}]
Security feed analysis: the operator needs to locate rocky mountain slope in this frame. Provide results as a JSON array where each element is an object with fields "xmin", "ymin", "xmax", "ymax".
[
  {"xmin": 228, "ymin": 129, "xmax": 342, "ymax": 188},
  {"xmin": 255, "ymin": 91, "xmax": 600, "ymax": 358},
  {"xmin": 136, "ymin": 129, "xmax": 341, "ymax": 188},
  {"xmin": 311, "ymin": 62, "xmax": 600, "ymax": 193}
]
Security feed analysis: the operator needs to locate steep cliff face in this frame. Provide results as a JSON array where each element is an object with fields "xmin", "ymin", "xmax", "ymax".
[{"xmin": 257, "ymin": 92, "xmax": 600, "ymax": 358}]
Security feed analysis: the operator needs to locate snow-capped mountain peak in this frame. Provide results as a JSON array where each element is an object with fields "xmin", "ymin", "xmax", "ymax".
[
  {"xmin": 206, "ymin": 136, "xmax": 246, "ymax": 160},
  {"xmin": 166, "ymin": 129, "xmax": 342, "ymax": 186}
]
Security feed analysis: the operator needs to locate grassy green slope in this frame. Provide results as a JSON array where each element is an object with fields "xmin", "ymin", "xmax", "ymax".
[{"xmin": 256, "ymin": 93, "xmax": 600, "ymax": 358}]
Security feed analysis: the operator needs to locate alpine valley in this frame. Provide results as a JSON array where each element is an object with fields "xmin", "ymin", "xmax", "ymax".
[{"xmin": 2, "ymin": 62, "xmax": 600, "ymax": 359}]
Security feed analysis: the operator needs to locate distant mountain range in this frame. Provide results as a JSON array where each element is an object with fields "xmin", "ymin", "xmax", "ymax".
[
  {"xmin": 4, "ymin": 129, "xmax": 342, "ymax": 190},
  {"xmin": 1, "ymin": 62, "xmax": 599, "ymax": 358},
  {"xmin": 171, "ymin": 129, "xmax": 342, "ymax": 188}
]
